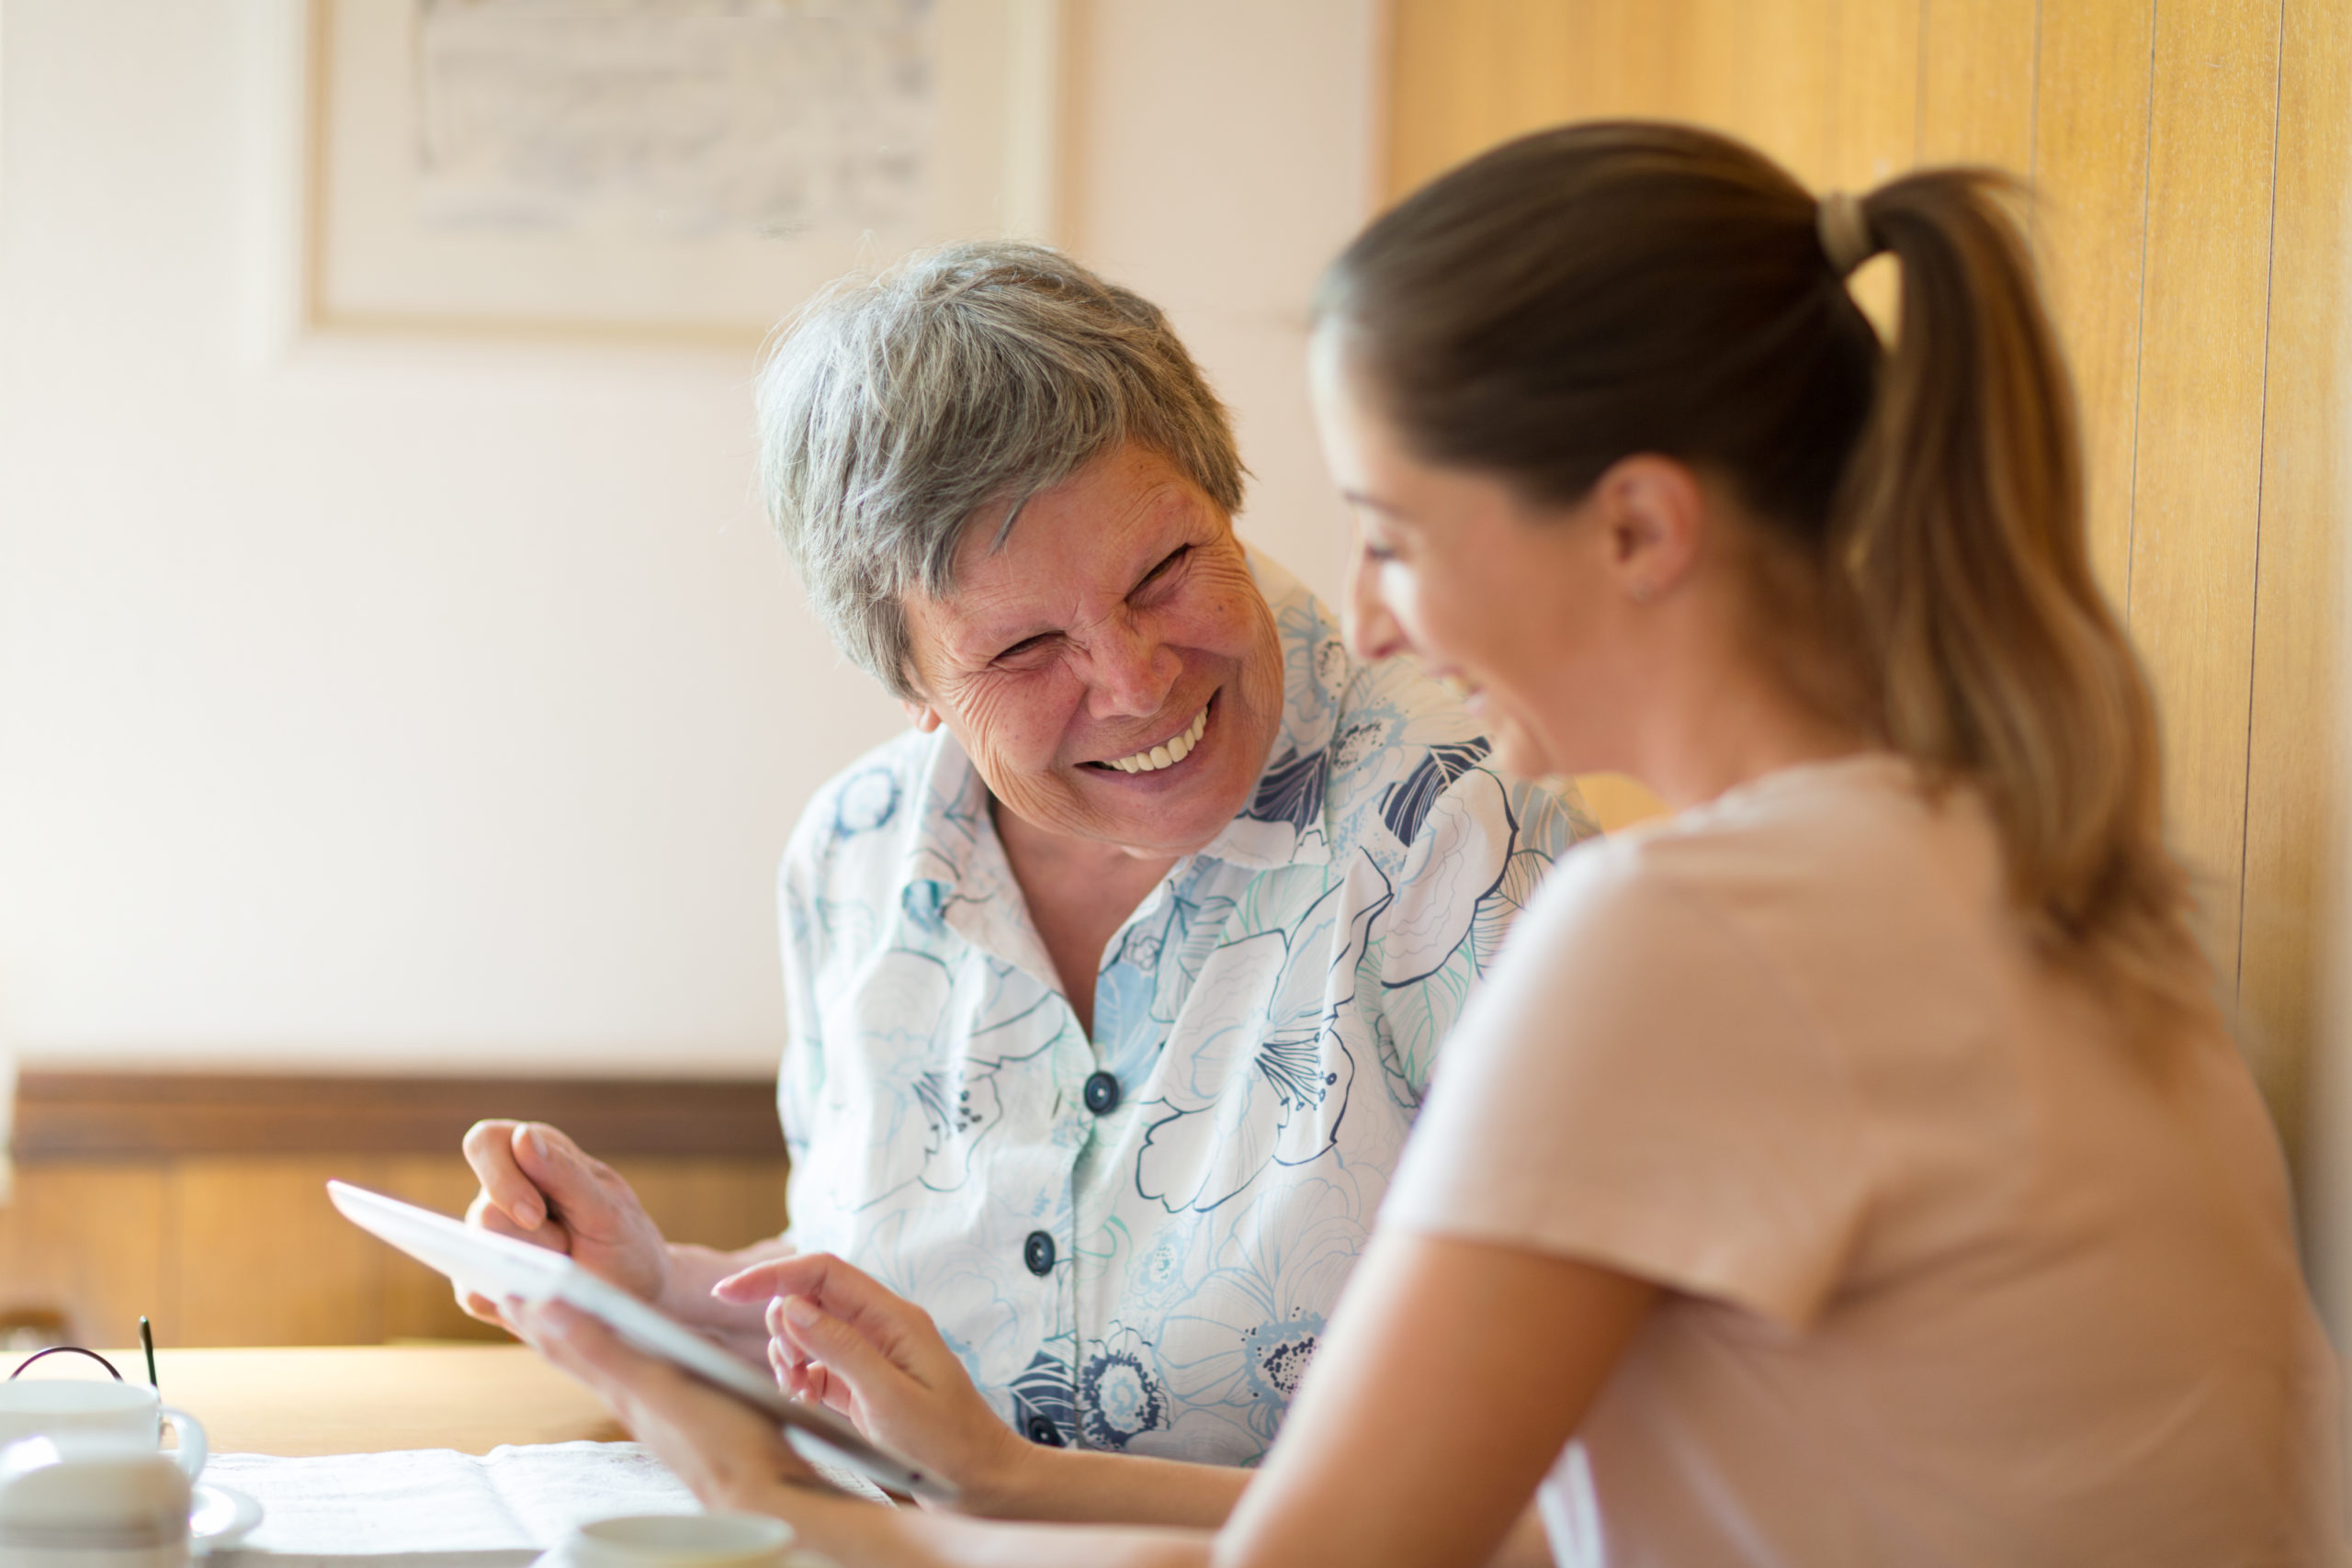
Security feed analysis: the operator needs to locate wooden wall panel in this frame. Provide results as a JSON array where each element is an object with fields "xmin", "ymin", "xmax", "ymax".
[
  {"xmin": 0, "ymin": 1154, "xmax": 793, "ymax": 1352},
  {"xmin": 2030, "ymin": 0, "xmax": 2155, "ymax": 603},
  {"xmin": 2125, "ymin": 0, "xmax": 2284, "ymax": 998},
  {"xmin": 1385, "ymin": 0, "xmax": 2350, "ymax": 1169},
  {"xmin": 2241, "ymin": 0, "xmax": 2352, "ymax": 1179},
  {"xmin": 1392, "ymin": 0, "xmax": 1848, "ymax": 197},
  {"xmin": 1559, "ymin": 0, "xmax": 1689, "ymax": 122},
  {"xmin": 1824, "ymin": 0, "xmax": 1921, "ymax": 189},
  {"xmin": 168, "ymin": 1156, "xmax": 393, "ymax": 1348},
  {"xmin": 1917, "ymin": 0, "xmax": 2040, "ymax": 172},
  {"xmin": 0, "ymin": 1166, "xmax": 166, "ymax": 1350},
  {"xmin": 0, "ymin": 1077, "xmax": 793, "ymax": 1349},
  {"xmin": 1388, "ymin": 0, "xmax": 1577, "ymax": 198},
  {"xmin": 1385, "ymin": 0, "xmax": 1488, "ymax": 197},
  {"xmin": 148, "ymin": 1155, "xmax": 792, "ymax": 1349},
  {"xmin": 1490, "ymin": 0, "xmax": 1581, "ymax": 142},
  {"xmin": 1678, "ymin": 0, "xmax": 1837, "ymax": 185},
  {"xmin": 14, "ymin": 1073, "xmax": 786, "ymax": 1161}
]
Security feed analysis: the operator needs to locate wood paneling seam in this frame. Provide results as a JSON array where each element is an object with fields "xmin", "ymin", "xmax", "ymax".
[
  {"xmin": 2234, "ymin": 0, "xmax": 2295, "ymax": 999},
  {"xmin": 2121, "ymin": 0, "xmax": 2161, "ymax": 614},
  {"xmin": 1912, "ymin": 0, "xmax": 1929, "ymax": 164},
  {"xmin": 2026, "ymin": 0, "xmax": 2043, "ymax": 251}
]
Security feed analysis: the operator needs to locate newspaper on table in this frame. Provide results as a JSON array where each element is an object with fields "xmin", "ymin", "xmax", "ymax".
[{"xmin": 207, "ymin": 1440, "xmax": 874, "ymax": 1564}]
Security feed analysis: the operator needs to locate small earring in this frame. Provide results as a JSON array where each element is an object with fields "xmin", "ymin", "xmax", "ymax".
[{"xmin": 1629, "ymin": 581, "xmax": 1655, "ymax": 604}]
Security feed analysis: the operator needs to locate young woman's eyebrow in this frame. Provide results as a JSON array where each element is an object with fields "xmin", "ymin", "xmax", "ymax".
[{"xmin": 1341, "ymin": 489, "xmax": 1412, "ymax": 520}]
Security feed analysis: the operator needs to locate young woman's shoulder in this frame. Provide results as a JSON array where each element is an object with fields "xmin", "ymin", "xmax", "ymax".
[
  {"xmin": 1380, "ymin": 760, "xmax": 1945, "ymax": 1327},
  {"xmin": 1530, "ymin": 751, "xmax": 1995, "ymax": 976},
  {"xmin": 1610, "ymin": 750, "xmax": 1970, "ymax": 889}
]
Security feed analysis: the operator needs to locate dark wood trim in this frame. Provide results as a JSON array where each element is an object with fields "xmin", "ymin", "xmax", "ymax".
[{"xmin": 13, "ymin": 1073, "xmax": 786, "ymax": 1161}]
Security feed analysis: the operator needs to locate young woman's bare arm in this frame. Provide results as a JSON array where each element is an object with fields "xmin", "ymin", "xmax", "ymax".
[
  {"xmin": 1214, "ymin": 1232, "xmax": 1652, "ymax": 1567},
  {"xmin": 516, "ymin": 1230, "xmax": 1650, "ymax": 1568},
  {"xmin": 716, "ymin": 1249, "xmax": 1581, "ymax": 1554}
]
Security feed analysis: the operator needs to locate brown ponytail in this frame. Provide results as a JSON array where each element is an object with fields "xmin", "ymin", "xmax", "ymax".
[
  {"xmin": 1842, "ymin": 171, "xmax": 2195, "ymax": 1007},
  {"xmin": 1317, "ymin": 122, "xmax": 2199, "ymax": 1013}
]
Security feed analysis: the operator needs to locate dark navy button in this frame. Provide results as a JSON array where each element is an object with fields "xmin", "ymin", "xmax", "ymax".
[
  {"xmin": 1026, "ymin": 1415, "xmax": 1064, "ymax": 1446},
  {"xmin": 1023, "ymin": 1230, "xmax": 1056, "ymax": 1276},
  {"xmin": 1083, "ymin": 1070, "xmax": 1121, "ymax": 1115}
]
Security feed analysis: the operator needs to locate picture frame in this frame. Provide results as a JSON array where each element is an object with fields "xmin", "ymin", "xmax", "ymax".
[{"xmin": 265, "ymin": 0, "xmax": 1064, "ymax": 349}]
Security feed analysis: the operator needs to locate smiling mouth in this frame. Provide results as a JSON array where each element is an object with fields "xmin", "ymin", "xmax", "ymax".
[{"xmin": 1087, "ymin": 705, "xmax": 1211, "ymax": 774}]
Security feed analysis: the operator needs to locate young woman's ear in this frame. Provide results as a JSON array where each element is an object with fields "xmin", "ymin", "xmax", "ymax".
[{"xmin": 1593, "ymin": 455, "xmax": 1707, "ymax": 604}]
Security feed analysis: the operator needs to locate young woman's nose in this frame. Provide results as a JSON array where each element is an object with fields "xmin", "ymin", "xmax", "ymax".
[
  {"xmin": 1343, "ymin": 536, "xmax": 1408, "ymax": 663},
  {"xmin": 1083, "ymin": 614, "xmax": 1182, "ymax": 718}
]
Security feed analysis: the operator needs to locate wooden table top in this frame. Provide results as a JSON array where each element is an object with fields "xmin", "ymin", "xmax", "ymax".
[{"xmin": 42, "ymin": 1344, "xmax": 628, "ymax": 1457}]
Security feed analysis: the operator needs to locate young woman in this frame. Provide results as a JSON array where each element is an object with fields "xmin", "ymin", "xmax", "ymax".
[{"xmin": 514, "ymin": 122, "xmax": 2344, "ymax": 1566}]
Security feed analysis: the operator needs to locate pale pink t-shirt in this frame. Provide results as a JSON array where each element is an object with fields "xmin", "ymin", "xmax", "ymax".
[{"xmin": 1382, "ymin": 754, "xmax": 2343, "ymax": 1566}]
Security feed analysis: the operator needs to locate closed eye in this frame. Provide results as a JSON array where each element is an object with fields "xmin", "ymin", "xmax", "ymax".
[
  {"xmin": 1136, "ymin": 545, "xmax": 1190, "ymax": 592},
  {"xmin": 991, "ymin": 632, "xmax": 1056, "ymax": 664},
  {"xmin": 988, "ymin": 544, "xmax": 1192, "ymax": 664}
]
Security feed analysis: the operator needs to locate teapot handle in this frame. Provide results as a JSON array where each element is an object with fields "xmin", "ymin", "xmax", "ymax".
[
  {"xmin": 7, "ymin": 1346, "xmax": 122, "ymax": 1381},
  {"xmin": 160, "ymin": 1406, "xmax": 208, "ymax": 1479}
]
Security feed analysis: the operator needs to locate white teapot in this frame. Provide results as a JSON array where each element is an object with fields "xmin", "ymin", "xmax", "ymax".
[
  {"xmin": 0, "ymin": 1379, "xmax": 205, "ymax": 1485},
  {"xmin": 0, "ymin": 1432, "xmax": 193, "ymax": 1568}
]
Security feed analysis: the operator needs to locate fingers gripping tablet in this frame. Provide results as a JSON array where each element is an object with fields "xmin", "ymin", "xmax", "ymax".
[{"xmin": 324, "ymin": 1180, "xmax": 953, "ymax": 1504}]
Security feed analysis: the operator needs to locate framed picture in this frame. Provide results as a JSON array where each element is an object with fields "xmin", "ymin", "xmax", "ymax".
[{"xmin": 296, "ymin": 0, "xmax": 1064, "ymax": 344}]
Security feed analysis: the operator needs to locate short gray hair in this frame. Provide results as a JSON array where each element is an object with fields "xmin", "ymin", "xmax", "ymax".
[{"xmin": 755, "ymin": 241, "xmax": 1247, "ymax": 700}]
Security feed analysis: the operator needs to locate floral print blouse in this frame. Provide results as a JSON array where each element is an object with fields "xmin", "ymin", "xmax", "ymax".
[{"xmin": 775, "ymin": 552, "xmax": 1595, "ymax": 1464}]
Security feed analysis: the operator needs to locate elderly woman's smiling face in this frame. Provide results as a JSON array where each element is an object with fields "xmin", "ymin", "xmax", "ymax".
[{"xmin": 899, "ymin": 442, "xmax": 1286, "ymax": 858}]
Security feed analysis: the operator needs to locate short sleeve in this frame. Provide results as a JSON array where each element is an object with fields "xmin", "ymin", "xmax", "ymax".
[
  {"xmin": 1380, "ymin": 840, "xmax": 1871, "ymax": 1330},
  {"xmin": 774, "ymin": 816, "xmax": 829, "ymax": 1171}
]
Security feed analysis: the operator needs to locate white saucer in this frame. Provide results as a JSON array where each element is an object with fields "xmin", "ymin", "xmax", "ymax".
[{"xmin": 191, "ymin": 1483, "xmax": 264, "ymax": 1554}]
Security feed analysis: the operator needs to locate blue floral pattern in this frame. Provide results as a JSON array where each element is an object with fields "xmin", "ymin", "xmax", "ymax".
[{"xmin": 775, "ymin": 552, "xmax": 1595, "ymax": 1463}]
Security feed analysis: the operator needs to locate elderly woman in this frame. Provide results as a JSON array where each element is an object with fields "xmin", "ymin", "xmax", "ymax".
[{"xmin": 461, "ymin": 242, "xmax": 1589, "ymax": 1497}]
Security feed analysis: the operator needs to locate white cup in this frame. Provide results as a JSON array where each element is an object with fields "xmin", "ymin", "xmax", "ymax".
[
  {"xmin": 0, "ymin": 1433, "xmax": 193, "ymax": 1567},
  {"xmin": 0, "ymin": 1382, "xmax": 206, "ymax": 1483},
  {"xmin": 536, "ymin": 1513, "xmax": 816, "ymax": 1568}
]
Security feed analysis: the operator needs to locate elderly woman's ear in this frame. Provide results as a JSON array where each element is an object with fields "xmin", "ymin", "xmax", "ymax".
[{"xmin": 900, "ymin": 697, "xmax": 944, "ymax": 734}]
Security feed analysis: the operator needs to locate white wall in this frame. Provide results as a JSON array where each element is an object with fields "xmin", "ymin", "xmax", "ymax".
[
  {"xmin": 1066, "ymin": 0, "xmax": 1381, "ymax": 602},
  {"xmin": 0, "ymin": 0, "xmax": 1382, "ymax": 1077}
]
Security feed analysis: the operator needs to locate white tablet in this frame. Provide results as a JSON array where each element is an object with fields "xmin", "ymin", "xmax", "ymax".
[{"xmin": 324, "ymin": 1179, "xmax": 954, "ymax": 1504}]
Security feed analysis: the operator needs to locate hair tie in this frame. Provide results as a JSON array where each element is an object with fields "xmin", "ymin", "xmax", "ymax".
[{"xmin": 1815, "ymin": 190, "xmax": 1879, "ymax": 279}]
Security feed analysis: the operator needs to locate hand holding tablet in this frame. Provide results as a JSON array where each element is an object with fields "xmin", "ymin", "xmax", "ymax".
[{"xmin": 324, "ymin": 1180, "xmax": 954, "ymax": 1505}]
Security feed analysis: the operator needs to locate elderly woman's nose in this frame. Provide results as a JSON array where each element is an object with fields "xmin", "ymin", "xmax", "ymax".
[{"xmin": 1080, "ymin": 616, "xmax": 1182, "ymax": 716}]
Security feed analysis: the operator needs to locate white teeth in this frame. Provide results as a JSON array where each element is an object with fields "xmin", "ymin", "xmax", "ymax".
[{"xmin": 1106, "ymin": 706, "xmax": 1208, "ymax": 773}]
